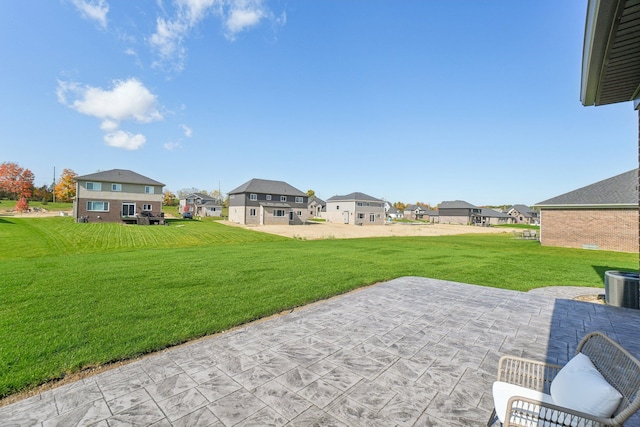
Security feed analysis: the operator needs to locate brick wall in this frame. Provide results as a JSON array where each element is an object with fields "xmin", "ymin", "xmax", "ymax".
[{"xmin": 540, "ymin": 208, "xmax": 638, "ymax": 253}]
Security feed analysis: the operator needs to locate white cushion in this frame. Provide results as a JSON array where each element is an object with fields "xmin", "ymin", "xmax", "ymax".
[
  {"xmin": 493, "ymin": 381, "xmax": 555, "ymax": 424},
  {"xmin": 550, "ymin": 352, "xmax": 622, "ymax": 418}
]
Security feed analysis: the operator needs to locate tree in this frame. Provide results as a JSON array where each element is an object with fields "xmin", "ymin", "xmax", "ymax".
[
  {"xmin": 177, "ymin": 187, "xmax": 201, "ymax": 199},
  {"xmin": 394, "ymin": 201, "xmax": 406, "ymax": 212},
  {"xmin": 33, "ymin": 185, "xmax": 53, "ymax": 203},
  {"xmin": 0, "ymin": 162, "xmax": 34, "ymax": 200},
  {"xmin": 307, "ymin": 189, "xmax": 316, "ymax": 198},
  {"xmin": 209, "ymin": 189, "xmax": 224, "ymax": 204},
  {"xmin": 163, "ymin": 190, "xmax": 178, "ymax": 206},
  {"xmin": 54, "ymin": 168, "xmax": 77, "ymax": 202},
  {"xmin": 15, "ymin": 196, "xmax": 29, "ymax": 212}
]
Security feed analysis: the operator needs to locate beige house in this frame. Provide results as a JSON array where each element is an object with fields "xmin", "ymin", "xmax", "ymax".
[
  {"xmin": 73, "ymin": 169, "xmax": 165, "ymax": 224},
  {"xmin": 325, "ymin": 192, "xmax": 385, "ymax": 225},
  {"xmin": 535, "ymin": 169, "xmax": 638, "ymax": 253},
  {"xmin": 228, "ymin": 178, "xmax": 310, "ymax": 225}
]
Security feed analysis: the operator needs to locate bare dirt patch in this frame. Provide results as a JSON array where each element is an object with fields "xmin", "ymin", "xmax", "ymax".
[{"xmin": 221, "ymin": 220, "xmax": 518, "ymax": 240}]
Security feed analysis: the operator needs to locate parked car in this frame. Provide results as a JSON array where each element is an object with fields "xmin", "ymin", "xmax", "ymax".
[{"xmin": 182, "ymin": 212, "xmax": 193, "ymax": 219}]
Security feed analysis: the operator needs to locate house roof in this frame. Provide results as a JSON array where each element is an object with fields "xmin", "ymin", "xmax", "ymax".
[
  {"xmin": 536, "ymin": 169, "xmax": 638, "ymax": 207},
  {"xmin": 439, "ymin": 200, "xmax": 478, "ymax": 209},
  {"xmin": 480, "ymin": 208, "xmax": 511, "ymax": 218},
  {"xmin": 509, "ymin": 204, "xmax": 537, "ymax": 218},
  {"xmin": 581, "ymin": 0, "xmax": 640, "ymax": 108},
  {"xmin": 326, "ymin": 192, "xmax": 383, "ymax": 202},
  {"xmin": 228, "ymin": 178, "xmax": 306, "ymax": 197},
  {"xmin": 308, "ymin": 196, "xmax": 326, "ymax": 205},
  {"xmin": 75, "ymin": 169, "xmax": 165, "ymax": 186}
]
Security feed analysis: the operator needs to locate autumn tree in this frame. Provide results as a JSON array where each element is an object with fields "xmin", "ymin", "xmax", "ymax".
[
  {"xmin": 15, "ymin": 196, "xmax": 29, "ymax": 212},
  {"xmin": 163, "ymin": 190, "xmax": 178, "ymax": 206},
  {"xmin": 0, "ymin": 162, "xmax": 34, "ymax": 200},
  {"xmin": 393, "ymin": 201, "xmax": 406, "ymax": 212},
  {"xmin": 54, "ymin": 168, "xmax": 78, "ymax": 202},
  {"xmin": 307, "ymin": 189, "xmax": 316, "ymax": 198},
  {"xmin": 33, "ymin": 185, "xmax": 53, "ymax": 203}
]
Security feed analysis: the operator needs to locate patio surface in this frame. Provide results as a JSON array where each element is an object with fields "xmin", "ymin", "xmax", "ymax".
[{"xmin": 2, "ymin": 277, "xmax": 640, "ymax": 426}]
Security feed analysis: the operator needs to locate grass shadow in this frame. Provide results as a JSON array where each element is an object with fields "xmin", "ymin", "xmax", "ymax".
[{"xmin": 592, "ymin": 265, "xmax": 637, "ymax": 281}]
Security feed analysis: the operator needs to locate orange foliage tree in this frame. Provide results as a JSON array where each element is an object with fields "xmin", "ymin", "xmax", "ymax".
[
  {"xmin": 0, "ymin": 162, "xmax": 34, "ymax": 200},
  {"xmin": 15, "ymin": 196, "xmax": 29, "ymax": 212},
  {"xmin": 54, "ymin": 168, "xmax": 78, "ymax": 202}
]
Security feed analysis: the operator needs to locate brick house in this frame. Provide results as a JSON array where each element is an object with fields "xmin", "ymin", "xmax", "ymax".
[
  {"xmin": 438, "ymin": 200, "xmax": 481, "ymax": 225},
  {"xmin": 73, "ymin": 169, "xmax": 165, "ymax": 224},
  {"xmin": 535, "ymin": 169, "xmax": 638, "ymax": 253},
  {"xmin": 507, "ymin": 204, "xmax": 540, "ymax": 225},
  {"xmin": 228, "ymin": 178, "xmax": 309, "ymax": 225},
  {"xmin": 325, "ymin": 192, "xmax": 385, "ymax": 225}
]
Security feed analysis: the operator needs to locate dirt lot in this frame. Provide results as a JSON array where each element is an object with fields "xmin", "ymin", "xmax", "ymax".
[{"xmin": 221, "ymin": 220, "xmax": 517, "ymax": 240}]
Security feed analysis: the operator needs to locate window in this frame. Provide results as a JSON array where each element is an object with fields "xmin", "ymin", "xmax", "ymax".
[
  {"xmin": 250, "ymin": 193, "xmax": 257, "ymax": 201},
  {"xmin": 87, "ymin": 201, "xmax": 109, "ymax": 211},
  {"xmin": 357, "ymin": 202, "xmax": 363, "ymax": 207},
  {"xmin": 86, "ymin": 182, "xmax": 101, "ymax": 191},
  {"xmin": 370, "ymin": 214, "xmax": 375, "ymax": 222},
  {"xmin": 274, "ymin": 209, "xmax": 285, "ymax": 217},
  {"xmin": 111, "ymin": 183, "xmax": 122, "ymax": 192},
  {"xmin": 143, "ymin": 204, "xmax": 152, "ymax": 211},
  {"xmin": 357, "ymin": 213, "xmax": 365, "ymax": 219},
  {"xmin": 249, "ymin": 208, "xmax": 256, "ymax": 216},
  {"xmin": 280, "ymin": 196, "xmax": 287, "ymax": 202},
  {"xmin": 266, "ymin": 195, "xmax": 272, "ymax": 201},
  {"xmin": 297, "ymin": 211, "xmax": 302, "ymax": 215},
  {"xmin": 295, "ymin": 197, "xmax": 303, "ymax": 203},
  {"xmin": 145, "ymin": 186, "xmax": 155, "ymax": 194}
]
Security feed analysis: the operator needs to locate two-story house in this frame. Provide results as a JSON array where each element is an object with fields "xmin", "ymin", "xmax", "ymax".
[
  {"xmin": 180, "ymin": 192, "xmax": 223, "ymax": 217},
  {"xmin": 325, "ymin": 192, "xmax": 385, "ymax": 225},
  {"xmin": 73, "ymin": 169, "xmax": 165, "ymax": 224},
  {"xmin": 228, "ymin": 178, "xmax": 310, "ymax": 225},
  {"xmin": 438, "ymin": 200, "xmax": 482, "ymax": 225}
]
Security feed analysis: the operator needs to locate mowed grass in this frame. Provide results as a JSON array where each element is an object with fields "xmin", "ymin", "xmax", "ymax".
[{"xmin": 0, "ymin": 217, "xmax": 636, "ymax": 399}]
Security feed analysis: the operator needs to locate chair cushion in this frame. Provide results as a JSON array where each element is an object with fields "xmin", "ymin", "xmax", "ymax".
[
  {"xmin": 493, "ymin": 381, "xmax": 555, "ymax": 423},
  {"xmin": 550, "ymin": 352, "xmax": 622, "ymax": 418}
]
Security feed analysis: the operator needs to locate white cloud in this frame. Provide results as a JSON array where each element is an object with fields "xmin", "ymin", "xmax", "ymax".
[
  {"xmin": 150, "ymin": 0, "xmax": 280, "ymax": 71},
  {"xmin": 180, "ymin": 124, "xmax": 192, "ymax": 137},
  {"xmin": 57, "ymin": 78, "xmax": 163, "ymax": 150},
  {"xmin": 104, "ymin": 131, "xmax": 146, "ymax": 150},
  {"xmin": 164, "ymin": 140, "xmax": 182, "ymax": 151},
  {"xmin": 70, "ymin": 0, "xmax": 109, "ymax": 29}
]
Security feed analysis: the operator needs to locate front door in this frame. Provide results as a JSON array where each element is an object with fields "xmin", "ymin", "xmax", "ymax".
[
  {"xmin": 122, "ymin": 203, "xmax": 135, "ymax": 217},
  {"xmin": 343, "ymin": 211, "xmax": 350, "ymax": 224},
  {"xmin": 289, "ymin": 211, "xmax": 294, "ymax": 223}
]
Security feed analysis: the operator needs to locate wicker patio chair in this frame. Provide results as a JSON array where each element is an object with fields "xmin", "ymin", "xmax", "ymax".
[{"xmin": 488, "ymin": 332, "xmax": 640, "ymax": 426}]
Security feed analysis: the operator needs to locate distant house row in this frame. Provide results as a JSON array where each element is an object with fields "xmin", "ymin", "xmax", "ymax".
[{"xmin": 71, "ymin": 168, "xmax": 637, "ymax": 253}]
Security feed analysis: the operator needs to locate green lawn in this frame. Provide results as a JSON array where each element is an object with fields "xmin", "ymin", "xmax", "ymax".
[{"xmin": 0, "ymin": 217, "xmax": 636, "ymax": 398}]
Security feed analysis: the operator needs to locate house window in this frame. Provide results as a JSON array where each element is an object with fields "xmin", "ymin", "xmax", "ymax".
[
  {"xmin": 86, "ymin": 182, "xmax": 101, "ymax": 191},
  {"xmin": 145, "ymin": 186, "xmax": 155, "ymax": 194},
  {"xmin": 357, "ymin": 213, "xmax": 365, "ymax": 219},
  {"xmin": 266, "ymin": 195, "xmax": 272, "ymax": 201},
  {"xmin": 87, "ymin": 201, "xmax": 109, "ymax": 211},
  {"xmin": 250, "ymin": 193, "xmax": 257, "ymax": 201},
  {"xmin": 370, "ymin": 214, "xmax": 375, "ymax": 222},
  {"xmin": 357, "ymin": 202, "xmax": 363, "ymax": 207},
  {"xmin": 295, "ymin": 197, "xmax": 303, "ymax": 203},
  {"xmin": 111, "ymin": 183, "xmax": 122, "ymax": 192},
  {"xmin": 143, "ymin": 204, "xmax": 152, "ymax": 211},
  {"xmin": 297, "ymin": 211, "xmax": 302, "ymax": 215},
  {"xmin": 280, "ymin": 196, "xmax": 287, "ymax": 202},
  {"xmin": 249, "ymin": 208, "xmax": 256, "ymax": 216},
  {"xmin": 274, "ymin": 209, "xmax": 285, "ymax": 217},
  {"xmin": 187, "ymin": 198, "xmax": 194, "ymax": 204}
]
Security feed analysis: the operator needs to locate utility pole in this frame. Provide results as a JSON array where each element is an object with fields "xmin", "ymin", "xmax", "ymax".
[{"xmin": 52, "ymin": 167, "xmax": 56, "ymax": 203}]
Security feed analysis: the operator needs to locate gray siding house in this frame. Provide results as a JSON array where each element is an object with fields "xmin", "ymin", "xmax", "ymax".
[
  {"xmin": 228, "ymin": 178, "xmax": 309, "ymax": 225},
  {"xmin": 325, "ymin": 192, "xmax": 385, "ymax": 225},
  {"xmin": 438, "ymin": 200, "xmax": 481, "ymax": 225},
  {"xmin": 73, "ymin": 169, "xmax": 165, "ymax": 224}
]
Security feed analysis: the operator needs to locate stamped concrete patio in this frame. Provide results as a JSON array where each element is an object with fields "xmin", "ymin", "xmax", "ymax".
[{"xmin": 2, "ymin": 277, "xmax": 640, "ymax": 426}]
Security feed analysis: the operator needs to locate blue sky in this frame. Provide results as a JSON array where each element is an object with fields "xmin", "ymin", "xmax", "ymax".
[{"xmin": 1, "ymin": 1, "xmax": 637, "ymax": 206}]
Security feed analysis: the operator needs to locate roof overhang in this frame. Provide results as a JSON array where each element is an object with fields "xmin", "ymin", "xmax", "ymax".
[
  {"xmin": 536, "ymin": 203, "xmax": 637, "ymax": 209},
  {"xmin": 581, "ymin": 0, "xmax": 640, "ymax": 109}
]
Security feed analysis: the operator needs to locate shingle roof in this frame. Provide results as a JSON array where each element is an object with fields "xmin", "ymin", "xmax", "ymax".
[
  {"xmin": 326, "ymin": 192, "xmax": 383, "ymax": 202},
  {"xmin": 536, "ymin": 169, "xmax": 638, "ymax": 207},
  {"xmin": 480, "ymin": 208, "xmax": 510, "ymax": 218},
  {"xmin": 509, "ymin": 204, "xmax": 537, "ymax": 218},
  {"xmin": 439, "ymin": 200, "xmax": 478, "ymax": 209},
  {"xmin": 228, "ymin": 178, "xmax": 307, "ymax": 197},
  {"xmin": 75, "ymin": 169, "xmax": 165, "ymax": 186}
]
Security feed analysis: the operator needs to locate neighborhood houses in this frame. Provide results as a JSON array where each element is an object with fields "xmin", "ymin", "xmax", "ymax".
[{"xmin": 12, "ymin": 162, "xmax": 636, "ymax": 254}]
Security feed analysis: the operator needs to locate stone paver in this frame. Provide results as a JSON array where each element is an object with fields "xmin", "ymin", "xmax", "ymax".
[{"xmin": 1, "ymin": 277, "xmax": 639, "ymax": 426}]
